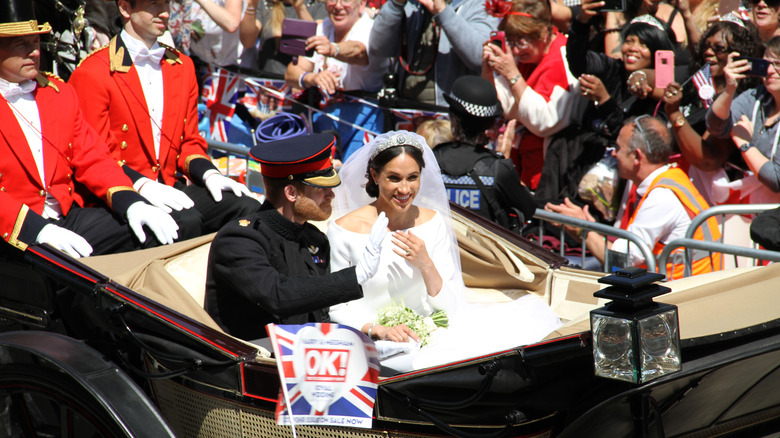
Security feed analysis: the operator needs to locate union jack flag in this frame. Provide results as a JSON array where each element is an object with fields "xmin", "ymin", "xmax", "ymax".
[
  {"xmin": 201, "ymin": 66, "xmax": 240, "ymax": 142},
  {"xmin": 268, "ymin": 323, "xmax": 379, "ymax": 429},
  {"xmin": 692, "ymin": 64, "xmax": 714, "ymax": 108}
]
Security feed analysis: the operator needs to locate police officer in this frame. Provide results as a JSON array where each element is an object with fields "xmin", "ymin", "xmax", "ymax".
[
  {"xmin": 434, "ymin": 76, "xmax": 534, "ymax": 231},
  {"xmin": 205, "ymin": 133, "xmax": 386, "ymax": 340},
  {"xmin": 0, "ymin": 0, "xmax": 178, "ymax": 257}
]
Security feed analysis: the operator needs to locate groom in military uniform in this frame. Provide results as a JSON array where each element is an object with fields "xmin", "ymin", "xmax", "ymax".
[{"xmin": 205, "ymin": 133, "xmax": 386, "ymax": 340}]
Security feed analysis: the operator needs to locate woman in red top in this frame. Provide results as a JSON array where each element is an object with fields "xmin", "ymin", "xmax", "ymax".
[{"xmin": 481, "ymin": 0, "xmax": 585, "ymax": 189}]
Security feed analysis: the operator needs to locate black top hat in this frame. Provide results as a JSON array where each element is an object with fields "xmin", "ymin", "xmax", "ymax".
[
  {"xmin": 0, "ymin": 0, "xmax": 52, "ymax": 37},
  {"xmin": 250, "ymin": 133, "xmax": 341, "ymax": 188},
  {"xmin": 443, "ymin": 75, "xmax": 503, "ymax": 119}
]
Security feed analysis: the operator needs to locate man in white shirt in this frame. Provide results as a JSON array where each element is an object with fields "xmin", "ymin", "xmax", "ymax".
[
  {"xmin": 546, "ymin": 115, "xmax": 721, "ymax": 279},
  {"xmin": 69, "ymin": 0, "xmax": 260, "ymax": 239},
  {"xmin": 0, "ymin": 0, "xmax": 179, "ymax": 258}
]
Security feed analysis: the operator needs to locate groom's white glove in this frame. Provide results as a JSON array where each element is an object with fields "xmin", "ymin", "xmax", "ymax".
[{"xmin": 355, "ymin": 212, "xmax": 388, "ymax": 284}]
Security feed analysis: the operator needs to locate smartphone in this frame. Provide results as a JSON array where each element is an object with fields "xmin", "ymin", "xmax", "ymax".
[
  {"xmin": 490, "ymin": 31, "xmax": 506, "ymax": 52},
  {"xmin": 597, "ymin": 0, "xmax": 625, "ymax": 12},
  {"xmin": 280, "ymin": 18, "xmax": 317, "ymax": 58},
  {"xmin": 654, "ymin": 50, "xmax": 675, "ymax": 90},
  {"xmin": 735, "ymin": 56, "xmax": 770, "ymax": 77}
]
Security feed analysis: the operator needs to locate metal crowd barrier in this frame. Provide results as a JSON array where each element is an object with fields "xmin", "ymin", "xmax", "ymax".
[
  {"xmin": 658, "ymin": 239, "xmax": 780, "ymax": 273},
  {"xmin": 532, "ymin": 209, "xmax": 656, "ymax": 273},
  {"xmin": 666, "ymin": 203, "xmax": 780, "ymax": 277}
]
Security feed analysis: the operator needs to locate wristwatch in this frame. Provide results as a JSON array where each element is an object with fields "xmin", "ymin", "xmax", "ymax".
[
  {"xmin": 739, "ymin": 142, "xmax": 755, "ymax": 153},
  {"xmin": 672, "ymin": 114, "xmax": 686, "ymax": 128},
  {"xmin": 508, "ymin": 74, "xmax": 522, "ymax": 86}
]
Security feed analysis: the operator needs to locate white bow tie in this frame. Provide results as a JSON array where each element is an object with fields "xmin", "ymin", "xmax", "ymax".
[
  {"xmin": 135, "ymin": 46, "xmax": 166, "ymax": 65},
  {"xmin": 1, "ymin": 80, "xmax": 36, "ymax": 100}
]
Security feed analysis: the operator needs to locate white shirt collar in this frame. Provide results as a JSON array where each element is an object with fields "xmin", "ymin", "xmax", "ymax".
[
  {"xmin": 121, "ymin": 29, "xmax": 165, "ymax": 66},
  {"xmin": 637, "ymin": 164, "xmax": 671, "ymax": 196},
  {"xmin": 0, "ymin": 77, "xmax": 36, "ymax": 100}
]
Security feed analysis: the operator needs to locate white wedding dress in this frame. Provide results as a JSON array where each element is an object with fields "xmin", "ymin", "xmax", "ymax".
[{"xmin": 327, "ymin": 212, "xmax": 562, "ymax": 372}]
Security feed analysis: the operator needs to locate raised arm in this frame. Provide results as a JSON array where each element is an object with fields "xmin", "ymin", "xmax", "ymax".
[{"xmin": 195, "ymin": 0, "xmax": 243, "ymax": 33}]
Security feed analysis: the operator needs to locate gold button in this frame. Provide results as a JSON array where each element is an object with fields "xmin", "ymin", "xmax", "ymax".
[
  {"xmin": 122, "ymin": 124, "xmax": 128, "ymax": 132},
  {"xmin": 152, "ymin": 166, "xmax": 158, "ymax": 172},
  {"xmin": 183, "ymin": 118, "xmax": 187, "ymax": 124},
  {"xmin": 120, "ymin": 141, "xmax": 128, "ymax": 150},
  {"xmin": 2, "ymin": 233, "xmax": 7, "ymax": 239},
  {"xmin": 0, "ymin": 187, "xmax": 5, "ymax": 192},
  {"xmin": 176, "ymin": 154, "xmax": 180, "ymax": 159},
  {"xmin": 180, "ymin": 135, "xmax": 184, "ymax": 141},
  {"xmin": 119, "ymin": 160, "xmax": 126, "ymax": 166},
  {"xmin": 39, "ymin": 190, "xmax": 45, "ymax": 197},
  {"xmin": 68, "ymin": 187, "xmax": 72, "ymax": 193},
  {"xmin": 68, "ymin": 143, "xmax": 72, "ymax": 149},
  {"xmin": 67, "ymin": 173, "xmax": 71, "ymax": 178}
]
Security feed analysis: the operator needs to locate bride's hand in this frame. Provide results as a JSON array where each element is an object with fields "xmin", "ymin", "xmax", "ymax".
[
  {"xmin": 392, "ymin": 230, "xmax": 431, "ymax": 269},
  {"xmin": 374, "ymin": 324, "xmax": 421, "ymax": 343}
]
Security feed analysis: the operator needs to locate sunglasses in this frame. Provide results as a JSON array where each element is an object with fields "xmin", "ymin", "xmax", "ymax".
[
  {"xmin": 703, "ymin": 42, "xmax": 730, "ymax": 55},
  {"xmin": 484, "ymin": 0, "xmax": 533, "ymax": 19},
  {"xmin": 633, "ymin": 115, "xmax": 653, "ymax": 155}
]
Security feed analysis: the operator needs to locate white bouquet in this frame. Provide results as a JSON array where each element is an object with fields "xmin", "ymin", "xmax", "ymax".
[{"xmin": 376, "ymin": 302, "xmax": 448, "ymax": 346}]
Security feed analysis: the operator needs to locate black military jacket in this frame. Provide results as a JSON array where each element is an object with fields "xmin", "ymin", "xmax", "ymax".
[{"xmin": 205, "ymin": 202, "xmax": 363, "ymax": 340}]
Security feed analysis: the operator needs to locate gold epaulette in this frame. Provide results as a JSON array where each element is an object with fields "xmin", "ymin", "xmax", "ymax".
[
  {"xmin": 36, "ymin": 73, "xmax": 60, "ymax": 92},
  {"xmin": 76, "ymin": 43, "xmax": 109, "ymax": 69}
]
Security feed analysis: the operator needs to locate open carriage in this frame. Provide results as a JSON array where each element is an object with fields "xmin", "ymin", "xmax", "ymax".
[{"xmin": 2, "ymin": 204, "xmax": 780, "ymax": 437}]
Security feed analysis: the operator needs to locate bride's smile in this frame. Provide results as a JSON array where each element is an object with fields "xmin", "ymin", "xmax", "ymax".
[{"xmin": 370, "ymin": 153, "xmax": 421, "ymax": 212}]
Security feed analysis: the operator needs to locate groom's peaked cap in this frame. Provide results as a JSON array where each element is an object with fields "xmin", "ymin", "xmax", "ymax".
[{"xmin": 250, "ymin": 133, "xmax": 341, "ymax": 188}]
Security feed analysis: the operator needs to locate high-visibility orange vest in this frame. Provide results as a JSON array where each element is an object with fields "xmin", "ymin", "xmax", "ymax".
[{"xmin": 627, "ymin": 167, "xmax": 722, "ymax": 280}]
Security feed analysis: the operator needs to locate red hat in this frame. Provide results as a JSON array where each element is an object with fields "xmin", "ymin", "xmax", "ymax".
[{"xmin": 250, "ymin": 133, "xmax": 341, "ymax": 188}]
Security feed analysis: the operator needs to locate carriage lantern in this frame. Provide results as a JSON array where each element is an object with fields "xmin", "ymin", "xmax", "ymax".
[{"xmin": 590, "ymin": 267, "xmax": 681, "ymax": 384}]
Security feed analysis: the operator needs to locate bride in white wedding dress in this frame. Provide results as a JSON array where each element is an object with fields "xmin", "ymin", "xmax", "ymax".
[{"xmin": 327, "ymin": 131, "xmax": 561, "ymax": 372}]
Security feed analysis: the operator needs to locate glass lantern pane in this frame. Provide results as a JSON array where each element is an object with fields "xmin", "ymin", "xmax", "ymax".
[
  {"xmin": 591, "ymin": 314, "xmax": 637, "ymax": 383},
  {"xmin": 639, "ymin": 308, "xmax": 681, "ymax": 383}
]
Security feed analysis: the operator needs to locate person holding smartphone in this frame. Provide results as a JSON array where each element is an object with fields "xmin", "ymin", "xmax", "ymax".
[
  {"xmin": 706, "ymin": 36, "xmax": 780, "ymax": 203},
  {"xmin": 481, "ymin": 0, "xmax": 585, "ymax": 189},
  {"xmin": 662, "ymin": 17, "xmax": 762, "ymax": 205},
  {"xmin": 284, "ymin": 0, "xmax": 389, "ymax": 160}
]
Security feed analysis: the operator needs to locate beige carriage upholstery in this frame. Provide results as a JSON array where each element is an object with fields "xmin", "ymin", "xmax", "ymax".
[
  {"xmin": 546, "ymin": 264, "xmax": 774, "ymax": 341},
  {"xmin": 80, "ymin": 212, "xmax": 609, "ymax": 350},
  {"xmin": 82, "ymin": 234, "xmax": 222, "ymax": 331}
]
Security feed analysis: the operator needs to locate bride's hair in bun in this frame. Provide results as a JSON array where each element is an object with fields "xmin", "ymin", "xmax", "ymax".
[{"xmin": 365, "ymin": 145, "xmax": 426, "ymax": 198}]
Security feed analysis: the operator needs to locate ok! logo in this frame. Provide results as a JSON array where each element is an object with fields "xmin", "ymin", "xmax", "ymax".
[{"xmin": 304, "ymin": 348, "xmax": 351, "ymax": 382}]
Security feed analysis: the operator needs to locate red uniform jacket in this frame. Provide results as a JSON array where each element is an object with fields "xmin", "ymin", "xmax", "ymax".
[
  {"xmin": 0, "ymin": 74, "xmax": 142, "ymax": 250},
  {"xmin": 69, "ymin": 35, "xmax": 215, "ymax": 186}
]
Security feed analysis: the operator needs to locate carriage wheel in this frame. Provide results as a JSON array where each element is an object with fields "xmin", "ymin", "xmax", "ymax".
[{"xmin": 0, "ymin": 364, "xmax": 130, "ymax": 437}]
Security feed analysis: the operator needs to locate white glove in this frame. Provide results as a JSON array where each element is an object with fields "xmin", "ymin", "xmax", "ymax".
[
  {"xmin": 126, "ymin": 202, "xmax": 179, "ymax": 245},
  {"xmin": 135, "ymin": 177, "xmax": 195, "ymax": 213},
  {"xmin": 36, "ymin": 224, "xmax": 93, "ymax": 258},
  {"xmin": 203, "ymin": 171, "xmax": 252, "ymax": 202},
  {"xmin": 355, "ymin": 212, "xmax": 388, "ymax": 284}
]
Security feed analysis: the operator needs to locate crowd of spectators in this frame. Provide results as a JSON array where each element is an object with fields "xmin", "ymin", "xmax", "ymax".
[{"xmin": 40, "ymin": 0, "xmax": 780, "ymax": 272}]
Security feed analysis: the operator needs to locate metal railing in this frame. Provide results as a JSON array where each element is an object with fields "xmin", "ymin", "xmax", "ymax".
[
  {"xmin": 532, "ymin": 209, "xmax": 656, "ymax": 273},
  {"xmin": 658, "ymin": 239, "xmax": 780, "ymax": 271},
  {"xmin": 670, "ymin": 203, "xmax": 780, "ymax": 277}
]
